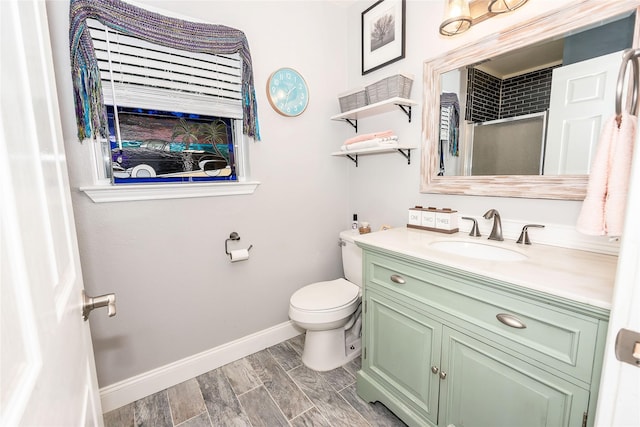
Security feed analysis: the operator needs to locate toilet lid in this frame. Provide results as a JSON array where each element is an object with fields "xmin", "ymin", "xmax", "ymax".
[{"xmin": 290, "ymin": 278, "xmax": 360, "ymax": 311}]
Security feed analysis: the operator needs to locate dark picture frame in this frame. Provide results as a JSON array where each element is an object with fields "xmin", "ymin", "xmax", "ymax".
[{"xmin": 361, "ymin": 0, "xmax": 406, "ymax": 75}]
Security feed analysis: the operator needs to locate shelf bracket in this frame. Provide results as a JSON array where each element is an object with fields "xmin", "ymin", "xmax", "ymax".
[
  {"xmin": 342, "ymin": 118, "xmax": 358, "ymax": 132},
  {"xmin": 396, "ymin": 104, "xmax": 412, "ymax": 122},
  {"xmin": 346, "ymin": 153, "xmax": 359, "ymax": 167},
  {"xmin": 397, "ymin": 148, "xmax": 411, "ymax": 165}
]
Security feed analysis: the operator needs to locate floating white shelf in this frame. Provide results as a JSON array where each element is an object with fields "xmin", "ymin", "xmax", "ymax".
[
  {"xmin": 330, "ymin": 97, "xmax": 417, "ymax": 121},
  {"xmin": 331, "ymin": 145, "xmax": 417, "ymax": 167},
  {"xmin": 330, "ymin": 97, "xmax": 417, "ymax": 132}
]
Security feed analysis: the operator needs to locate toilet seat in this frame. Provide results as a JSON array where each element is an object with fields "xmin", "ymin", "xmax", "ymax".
[{"xmin": 290, "ymin": 278, "xmax": 359, "ymax": 312}]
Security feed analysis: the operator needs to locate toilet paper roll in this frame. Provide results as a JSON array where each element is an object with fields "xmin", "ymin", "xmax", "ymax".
[{"xmin": 229, "ymin": 248, "xmax": 250, "ymax": 262}]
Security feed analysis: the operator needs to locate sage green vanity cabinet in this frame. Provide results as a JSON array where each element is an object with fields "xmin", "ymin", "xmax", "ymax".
[
  {"xmin": 364, "ymin": 289, "xmax": 442, "ymax": 424},
  {"xmin": 356, "ymin": 248, "xmax": 610, "ymax": 427},
  {"xmin": 440, "ymin": 326, "xmax": 589, "ymax": 427}
]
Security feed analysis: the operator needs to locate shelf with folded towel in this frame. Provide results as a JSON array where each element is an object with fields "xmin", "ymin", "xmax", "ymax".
[
  {"xmin": 330, "ymin": 97, "xmax": 417, "ymax": 132},
  {"xmin": 331, "ymin": 145, "xmax": 416, "ymax": 167}
]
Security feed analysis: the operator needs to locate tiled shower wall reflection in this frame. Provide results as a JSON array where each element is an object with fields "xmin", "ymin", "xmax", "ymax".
[{"xmin": 465, "ymin": 65, "xmax": 558, "ymax": 123}]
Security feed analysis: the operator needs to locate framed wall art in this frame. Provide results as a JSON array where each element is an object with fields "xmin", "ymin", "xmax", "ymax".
[{"xmin": 361, "ymin": 0, "xmax": 406, "ymax": 75}]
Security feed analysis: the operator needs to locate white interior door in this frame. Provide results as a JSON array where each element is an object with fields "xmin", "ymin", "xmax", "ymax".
[
  {"xmin": 594, "ymin": 114, "xmax": 640, "ymax": 427},
  {"xmin": 545, "ymin": 51, "xmax": 623, "ymax": 175},
  {"xmin": 1, "ymin": 1, "xmax": 103, "ymax": 425}
]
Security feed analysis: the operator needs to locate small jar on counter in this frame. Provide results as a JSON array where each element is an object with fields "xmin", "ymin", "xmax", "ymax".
[{"xmin": 359, "ymin": 221, "xmax": 371, "ymax": 234}]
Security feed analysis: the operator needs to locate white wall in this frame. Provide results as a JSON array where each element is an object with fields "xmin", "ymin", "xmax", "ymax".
[
  {"xmin": 46, "ymin": 0, "xmax": 354, "ymax": 387},
  {"xmin": 343, "ymin": 0, "xmax": 588, "ymax": 234}
]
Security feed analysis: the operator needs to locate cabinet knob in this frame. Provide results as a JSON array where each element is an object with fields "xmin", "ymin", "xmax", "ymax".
[
  {"xmin": 431, "ymin": 366, "xmax": 439, "ymax": 374},
  {"xmin": 439, "ymin": 371, "xmax": 447, "ymax": 380},
  {"xmin": 390, "ymin": 274, "xmax": 406, "ymax": 284}
]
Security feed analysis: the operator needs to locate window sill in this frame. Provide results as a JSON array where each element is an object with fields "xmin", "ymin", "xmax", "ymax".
[{"xmin": 79, "ymin": 181, "xmax": 260, "ymax": 203}]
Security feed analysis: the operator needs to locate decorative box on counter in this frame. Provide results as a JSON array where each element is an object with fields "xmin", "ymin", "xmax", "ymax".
[
  {"xmin": 408, "ymin": 206, "xmax": 422, "ymax": 226},
  {"xmin": 421, "ymin": 208, "xmax": 437, "ymax": 229},
  {"xmin": 338, "ymin": 88, "xmax": 367, "ymax": 112},
  {"xmin": 407, "ymin": 206, "xmax": 458, "ymax": 234},
  {"xmin": 435, "ymin": 209, "xmax": 458, "ymax": 231}
]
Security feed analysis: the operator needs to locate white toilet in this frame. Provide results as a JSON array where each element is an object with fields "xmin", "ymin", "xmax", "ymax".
[{"xmin": 288, "ymin": 230, "xmax": 363, "ymax": 371}]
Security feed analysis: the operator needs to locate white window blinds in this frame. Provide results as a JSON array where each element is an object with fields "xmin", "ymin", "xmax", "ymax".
[{"xmin": 87, "ymin": 19, "xmax": 243, "ymax": 118}]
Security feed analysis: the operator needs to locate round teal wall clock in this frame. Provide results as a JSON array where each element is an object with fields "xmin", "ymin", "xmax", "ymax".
[{"xmin": 266, "ymin": 67, "xmax": 309, "ymax": 117}]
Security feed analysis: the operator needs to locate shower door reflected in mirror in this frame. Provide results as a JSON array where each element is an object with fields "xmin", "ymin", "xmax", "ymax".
[{"xmin": 471, "ymin": 113, "xmax": 546, "ymax": 176}]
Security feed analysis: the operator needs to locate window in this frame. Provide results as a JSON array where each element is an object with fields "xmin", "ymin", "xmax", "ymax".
[
  {"xmin": 70, "ymin": 1, "xmax": 261, "ymax": 202},
  {"xmin": 88, "ymin": 19, "xmax": 244, "ymax": 185}
]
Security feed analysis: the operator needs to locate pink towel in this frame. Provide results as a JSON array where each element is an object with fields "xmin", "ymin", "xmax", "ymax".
[
  {"xmin": 344, "ymin": 130, "xmax": 394, "ymax": 145},
  {"xmin": 340, "ymin": 136, "xmax": 399, "ymax": 151},
  {"xmin": 606, "ymin": 112, "xmax": 636, "ymax": 235},
  {"xmin": 576, "ymin": 113, "xmax": 636, "ymax": 236}
]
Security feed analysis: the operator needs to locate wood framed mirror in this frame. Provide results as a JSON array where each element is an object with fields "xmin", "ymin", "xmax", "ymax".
[{"xmin": 421, "ymin": 1, "xmax": 640, "ymax": 200}]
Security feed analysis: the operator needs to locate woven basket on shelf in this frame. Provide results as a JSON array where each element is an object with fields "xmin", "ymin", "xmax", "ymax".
[
  {"xmin": 365, "ymin": 73, "xmax": 413, "ymax": 104},
  {"xmin": 338, "ymin": 88, "xmax": 367, "ymax": 113}
]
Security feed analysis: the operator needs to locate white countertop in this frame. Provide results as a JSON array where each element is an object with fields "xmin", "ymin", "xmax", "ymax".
[{"xmin": 352, "ymin": 227, "xmax": 618, "ymax": 310}]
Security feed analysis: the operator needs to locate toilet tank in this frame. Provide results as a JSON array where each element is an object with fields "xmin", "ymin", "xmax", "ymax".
[{"xmin": 339, "ymin": 230, "xmax": 363, "ymax": 287}]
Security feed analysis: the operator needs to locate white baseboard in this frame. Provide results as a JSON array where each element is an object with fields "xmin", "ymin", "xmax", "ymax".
[{"xmin": 99, "ymin": 320, "xmax": 302, "ymax": 413}]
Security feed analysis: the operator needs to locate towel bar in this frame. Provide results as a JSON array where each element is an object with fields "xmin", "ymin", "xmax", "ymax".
[{"xmin": 615, "ymin": 48, "xmax": 640, "ymax": 122}]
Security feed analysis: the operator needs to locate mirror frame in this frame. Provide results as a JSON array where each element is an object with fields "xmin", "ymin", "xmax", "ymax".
[{"xmin": 421, "ymin": 1, "xmax": 640, "ymax": 200}]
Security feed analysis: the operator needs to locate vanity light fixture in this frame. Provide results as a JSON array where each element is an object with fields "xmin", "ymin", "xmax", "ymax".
[
  {"xmin": 439, "ymin": 0, "xmax": 529, "ymax": 36},
  {"xmin": 488, "ymin": 0, "xmax": 528, "ymax": 13},
  {"xmin": 439, "ymin": 0, "xmax": 472, "ymax": 37}
]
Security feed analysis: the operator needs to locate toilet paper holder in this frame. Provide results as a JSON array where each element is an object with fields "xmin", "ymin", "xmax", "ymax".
[{"xmin": 225, "ymin": 232, "xmax": 253, "ymax": 257}]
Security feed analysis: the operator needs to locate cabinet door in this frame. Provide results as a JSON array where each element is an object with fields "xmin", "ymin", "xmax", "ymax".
[
  {"xmin": 364, "ymin": 290, "xmax": 441, "ymax": 424},
  {"xmin": 439, "ymin": 326, "xmax": 590, "ymax": 427}
]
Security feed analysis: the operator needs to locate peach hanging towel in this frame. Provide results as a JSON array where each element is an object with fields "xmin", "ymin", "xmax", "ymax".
[{"xmin": 576, "ymin": 112, "xmax": 636, "ymax": 236}]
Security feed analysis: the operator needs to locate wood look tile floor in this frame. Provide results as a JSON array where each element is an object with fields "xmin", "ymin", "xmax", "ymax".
[{"xmin": 103, "ymin": 334, "xmax": 407, "ymax": 427}]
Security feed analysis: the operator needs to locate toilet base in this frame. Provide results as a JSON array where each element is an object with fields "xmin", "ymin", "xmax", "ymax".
[
  {"xmin": 301, "ymin": 328, "xmax": 361, "ymax": 372},
  {"xmin": 345, "ymin": 332, "xmax": 361, "ymax": 360}
]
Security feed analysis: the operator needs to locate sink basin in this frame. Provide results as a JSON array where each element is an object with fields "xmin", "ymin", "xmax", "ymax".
[{"xmin": 429, "ymin": 240, "xmax": 528, "ymax": 261}]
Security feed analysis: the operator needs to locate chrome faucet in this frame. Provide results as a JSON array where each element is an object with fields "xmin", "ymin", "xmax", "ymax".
[{"xmin": 483, "ymin": 209, "xmax": 503, "ymax": 241}]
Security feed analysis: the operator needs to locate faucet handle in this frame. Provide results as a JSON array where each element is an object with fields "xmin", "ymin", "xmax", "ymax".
[
  {"xmin": 461, "ymin": 217, "xmax": 481, "ymax": 237},
  {"xmin": 516, "ymin": 224, "xmax": 545, "ymax": 245}
]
